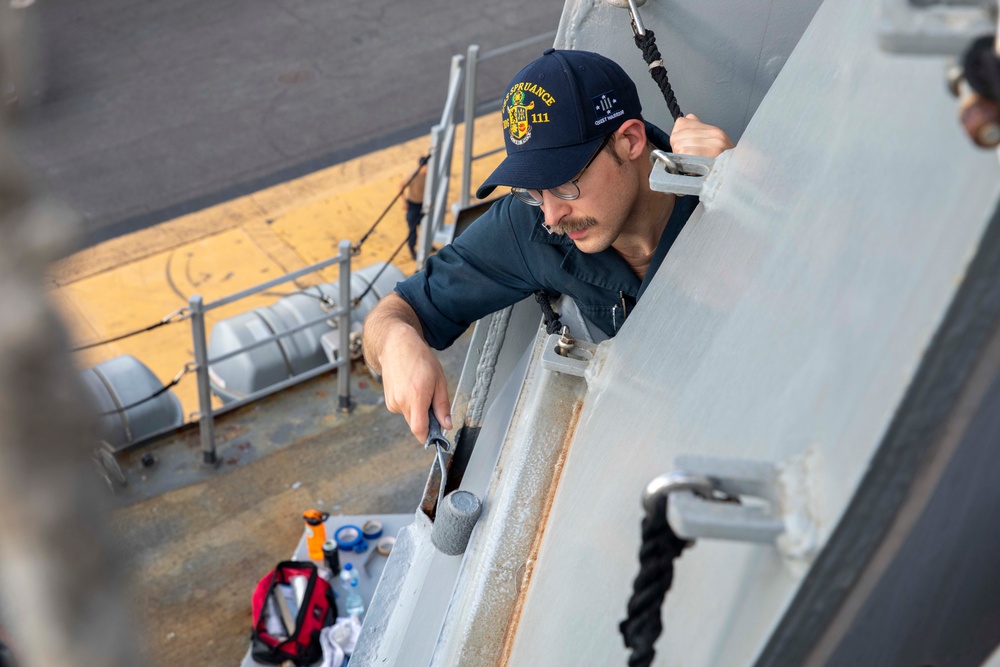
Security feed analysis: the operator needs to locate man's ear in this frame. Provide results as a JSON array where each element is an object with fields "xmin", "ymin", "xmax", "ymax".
[{"xmin": 617, "ymin": 119, "xmax": 648, "ymax": 160}]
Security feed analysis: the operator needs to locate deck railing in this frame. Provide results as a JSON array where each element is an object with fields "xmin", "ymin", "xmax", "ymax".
[
  {"xmin": 187, "ymin": 240, "xmax": 354, "ymax": 464},
  {"xmin": 89, "ymin": 32, "xmax": 558, "ymax": 461},
  {"xmin": 417, "ymin": 30, "xmax": 557, "ymax": 265}
]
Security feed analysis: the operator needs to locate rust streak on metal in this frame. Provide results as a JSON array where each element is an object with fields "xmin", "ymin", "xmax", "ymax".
[{"xmin": 497, "ymin": 398, "xmax": 584, "ymax": 666}]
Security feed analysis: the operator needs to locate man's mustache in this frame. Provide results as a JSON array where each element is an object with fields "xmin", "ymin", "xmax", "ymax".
[{"xmin": 544, "ymin": 216, "xmax": 598, "ymax": 236}]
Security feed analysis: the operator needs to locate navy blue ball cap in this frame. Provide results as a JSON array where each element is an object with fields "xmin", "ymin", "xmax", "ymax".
[{"xmin": 477, "ymin": 48, "xmax": 643, "ymax": 200}]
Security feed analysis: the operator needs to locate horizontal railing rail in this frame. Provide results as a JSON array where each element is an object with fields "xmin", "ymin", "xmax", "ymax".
[
  {"xmin": 188, "ymin": 240, "xmax": 354, "ymax": 464},
  {"xmin": 201, "ymin": 252, "xmax": 350, "ymax": 312}
]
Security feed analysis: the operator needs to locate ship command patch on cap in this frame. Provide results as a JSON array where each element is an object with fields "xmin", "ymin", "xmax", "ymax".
[{"xmin": 477, "ymin": 48, "xmax": 643, "ymax": 199}]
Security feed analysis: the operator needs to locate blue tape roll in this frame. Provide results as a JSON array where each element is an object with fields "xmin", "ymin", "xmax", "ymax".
[{"xmin": 334, "ymin": 525, "xmax": 368, "ymax": 553}]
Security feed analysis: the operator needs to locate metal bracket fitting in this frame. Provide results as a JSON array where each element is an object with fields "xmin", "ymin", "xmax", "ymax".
[
  {"xmin": 649, "ymin": 454, "xmax": 821, "ymax": 563},
  {"xmin": 649, "ymin": 150, "xmax": 718, "ymax": 198},
  {"xmin": 668, "ymin": 456, "xmax": 784, "ymax": 544},
  {"xmin": 539, "ymin": 329, "xmax": 597, "ymax": 377}
]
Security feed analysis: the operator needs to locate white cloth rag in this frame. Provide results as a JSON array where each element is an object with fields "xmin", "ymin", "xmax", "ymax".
[{"xmin": 317, "ymin": 616, "xmax": 362, "ymax": 667}]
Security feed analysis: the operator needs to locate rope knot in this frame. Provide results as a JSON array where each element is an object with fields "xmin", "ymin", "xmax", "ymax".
[
  {"xmin": 533, "ymin": 291, "xmax": 564, "ymax": 334},
  {"xmin": 633, "ymin": 29, "xmax": 683, "ymax": 121}
]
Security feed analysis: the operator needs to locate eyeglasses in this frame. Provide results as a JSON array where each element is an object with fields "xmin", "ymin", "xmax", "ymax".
[{"xmin": 511, "ymin": 134, "xmax": 613, "ymax": 207}]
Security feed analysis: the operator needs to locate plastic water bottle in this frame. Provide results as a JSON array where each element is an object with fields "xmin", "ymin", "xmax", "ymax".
[
  {"xmin": 344, "ymin": 579, "xmax": 365, "ymax": 617},
  {"xmin": 338, "ymin": 563, "xmax": 364, "ymax": 616},
  {"xmin": 339, "ymin": 562, "xmax": 357, "ymax": 589}
]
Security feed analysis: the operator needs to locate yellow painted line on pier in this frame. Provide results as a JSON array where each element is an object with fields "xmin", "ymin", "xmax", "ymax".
[{"xmin": 48, "ymin": 112, "xmax": 505, "ymax": 416}]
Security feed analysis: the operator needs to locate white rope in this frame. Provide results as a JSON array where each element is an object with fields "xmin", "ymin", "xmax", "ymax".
[{"xmin": 465, "ymin": 306, "xmax": 513, "ymax": 425}]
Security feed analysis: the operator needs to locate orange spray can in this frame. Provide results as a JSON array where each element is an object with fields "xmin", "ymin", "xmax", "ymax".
[{"xmin": 303, "ymin": 509, "xmax": 330, "ymax": 561}]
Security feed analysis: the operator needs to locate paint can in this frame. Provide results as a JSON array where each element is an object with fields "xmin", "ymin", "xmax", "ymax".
[{"xmin": 322, "ymin": 538, "xmax": 341, "ymax": 576}]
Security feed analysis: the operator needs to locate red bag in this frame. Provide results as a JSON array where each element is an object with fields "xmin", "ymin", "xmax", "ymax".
[{"xmin": 251, "ymin": 561, "xmax": 337, "ymax": 665}]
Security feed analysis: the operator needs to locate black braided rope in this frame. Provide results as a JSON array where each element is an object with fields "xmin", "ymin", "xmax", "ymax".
[
  {"xmin": 634, "ymin": 30, "xmax": 683, "ymax": 121},
  {"xmin": 97, "ymin": 368, "xmax": 189, "ymax": 416},
  {"xmin": 72, "ymin": 317, "xmax": 181, "ymax": 351},
  {"xmin": 620, "ymin": 494, "xmax": 692, "ymax": 667},
  {"xmin": 352, "ymin": 236, "xmax": 410, "ymax": 307},
  {"xmin": 533, "ymin": 291, "xmax": 563, "ymax": 334}
]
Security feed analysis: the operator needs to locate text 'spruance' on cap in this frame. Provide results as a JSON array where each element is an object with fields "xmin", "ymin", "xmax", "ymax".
[{"xmin": 477, "ymin": 49, "xmax": 643, "ymax": 199}]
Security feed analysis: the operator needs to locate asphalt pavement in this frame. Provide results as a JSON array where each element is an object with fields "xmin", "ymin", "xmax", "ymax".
[{"xmin": 8, "ymin": 0, "xmax": 562, "ymax": 247}]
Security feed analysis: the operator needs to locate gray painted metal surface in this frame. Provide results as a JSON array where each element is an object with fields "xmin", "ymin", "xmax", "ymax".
[
  {"xmin": 555, "ymin": 0, "xmax": 824, "ymax": 143},
  {"xmin": 354, "ymin": 0, "xmax": 844, "ymax": 663},
  {"xmin": 507, "ymin": 0, "xmax": 1000, "ymax": 664},
  {"xmin": 353, "ymin": 305, "xmax": 613, "ymax": 664},
  {"xmin": 763, "ymin": 202, "xmax": 1000, "ymax": 664},
  {"xmin": 353, "ymin": 299, "xmax": 598, "ymax": 665},
  {"xmin": 428, "ymin": 337, "xmax": 588, "ymax": 666},
  {"xmin": 348, "ymin": 0, "xmax": 1000, "ymax": 663}
]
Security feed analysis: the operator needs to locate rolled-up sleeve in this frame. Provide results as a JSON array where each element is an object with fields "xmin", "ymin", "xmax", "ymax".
[{"xmin": 395, "ymin": 197, "xmax": 542, "ymax": 349}]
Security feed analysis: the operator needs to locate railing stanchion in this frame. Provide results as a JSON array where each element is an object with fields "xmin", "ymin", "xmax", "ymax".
[
  {"xmin": 419, "ymin": 125, "xmax": 443, "ymax": 268},
  {"xmin": 461, "ymin": 44, "xmax": 480, "ymax": 210},
  {"xmin": 189, "ymin": 294, "xmax": 217, "ymax": 464},
  {"xmin": 338, "ymin": 240, "xmax": 353, "ymax": 413}
]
